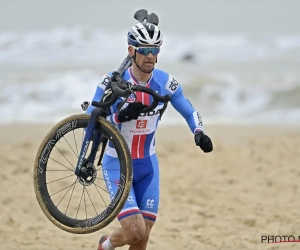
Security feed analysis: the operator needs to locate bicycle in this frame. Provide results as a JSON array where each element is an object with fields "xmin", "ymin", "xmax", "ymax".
[{"xmin": 33, "ymin": 34, "xmax": 171, "ymax": 235}]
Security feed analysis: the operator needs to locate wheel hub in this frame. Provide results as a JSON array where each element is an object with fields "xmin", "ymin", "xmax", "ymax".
[{"xmin": 78, "ymin": 162, "xmax": 97, "ymax": 186}]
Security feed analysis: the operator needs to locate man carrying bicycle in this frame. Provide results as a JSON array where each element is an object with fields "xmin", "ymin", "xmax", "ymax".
[{"xmin": 87, "ymin": 20, "xmax": 213, "ymax": 250}]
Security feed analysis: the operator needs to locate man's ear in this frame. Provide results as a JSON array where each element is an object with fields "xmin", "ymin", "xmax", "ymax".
[{"xmin": 128, "ymin": 46, "xmax": 135, "ymax": 57}]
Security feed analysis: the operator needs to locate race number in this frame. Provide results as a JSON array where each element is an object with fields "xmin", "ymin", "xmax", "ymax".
[
  {"xmin": 165, "ymin": 75, "xmax": 180, "ymax": 94},
  {"xmin": 98, "ymin": 74, "xmax": 110, "ymax": 90}
]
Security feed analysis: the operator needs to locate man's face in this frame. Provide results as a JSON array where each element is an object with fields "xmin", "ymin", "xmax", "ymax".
[{"xmin": 129, "ymin": 45, "xmax": 160, "ymax": 73}]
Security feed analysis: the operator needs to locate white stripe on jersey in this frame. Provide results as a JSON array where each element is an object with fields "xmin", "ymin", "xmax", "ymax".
[{"xmin": 192, "ymin": 111, "xmax": 204, "ymax": 132}]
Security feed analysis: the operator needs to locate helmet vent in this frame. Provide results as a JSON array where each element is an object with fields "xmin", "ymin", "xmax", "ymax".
[
  {"xmin": 156, "ymin": 31, "xmax": 161, "ymax": 40},
  {"xmin": 137, "ymin": 29, "xmax": 146, "ymax": 40},
  {"xmin": 148, "ymin": 31, "xmax": 154, "ymax": 39},
  {"xmin": 129, "ymin": 34, "xmax": 136, "ymax": 41}
]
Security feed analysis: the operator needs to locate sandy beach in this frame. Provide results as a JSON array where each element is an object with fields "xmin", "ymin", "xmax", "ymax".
[{"xmin": 1, "ymin": 122, "xmax": 300, "ymax": 250}]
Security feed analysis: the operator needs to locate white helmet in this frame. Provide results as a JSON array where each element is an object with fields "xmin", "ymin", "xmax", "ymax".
[{"xmin": 127, "ymin": 22, "xmax": 163, "ymax": 47}]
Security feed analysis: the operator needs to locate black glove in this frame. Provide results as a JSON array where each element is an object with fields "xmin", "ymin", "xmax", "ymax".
[
  {"xmin": 194, "ymin": 131, "xmax": 213, "ymax": 153},
  {"xmin": 118, "ymin": 102, "xmax": 148, "ymax": 122}
]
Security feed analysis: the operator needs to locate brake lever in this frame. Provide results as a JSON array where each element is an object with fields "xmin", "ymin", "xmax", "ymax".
[{"xmin": 116, "ymin": 91, "xmax": 132, "ymax": 113}]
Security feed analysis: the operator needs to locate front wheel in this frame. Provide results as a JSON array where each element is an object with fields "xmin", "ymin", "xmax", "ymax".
[{"xmin": 33, "ymin": 114, "xmax": 132, "ymax": 234}]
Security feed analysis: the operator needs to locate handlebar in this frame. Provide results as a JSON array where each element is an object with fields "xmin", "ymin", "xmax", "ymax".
[
  {"xmin": 92, "ymin": 79, "xmax": 171, "ymax": 112},
  {"xmin": 91, "ymin": 56, "xmax": 171, "ymax": 114},
  {"xmin": 131, "ymin": 85, "xmax": 170, "ymax": 112}
]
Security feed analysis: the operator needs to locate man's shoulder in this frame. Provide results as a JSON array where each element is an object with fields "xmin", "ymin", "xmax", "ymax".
[
  {"xmin": 153, "ymin": 68, "xmax": 169, "ymax": 78},
  {"xmin": 152, "ymin": 68, "xmax": 172, "ymax": 85},
  {"xmin": 153, "ymin": 68, "xmax": 180, "ymax": 95},
  {"xmin": 97, "ymin": 72, "xmax": 113, "ymax": 89}
]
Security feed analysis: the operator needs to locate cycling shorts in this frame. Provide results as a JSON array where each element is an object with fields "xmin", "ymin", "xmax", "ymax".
[{"xmin": 102, "ymin": 153, "xmax": 160, "ymax": 222}]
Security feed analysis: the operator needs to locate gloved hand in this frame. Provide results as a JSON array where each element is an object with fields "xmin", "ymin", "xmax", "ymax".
[
  {"xmin": 118, "ymin": 102, "xmax": 148, "ymax": 122},
  {"xmin": 194, "ymin": 131, "xmax": 213, "ymax": 153}
]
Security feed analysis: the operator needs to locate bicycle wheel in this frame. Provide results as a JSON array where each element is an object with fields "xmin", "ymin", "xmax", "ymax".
[{"xmin": 33, "ymin": 114, "xmax": 132, "ymax": 234}]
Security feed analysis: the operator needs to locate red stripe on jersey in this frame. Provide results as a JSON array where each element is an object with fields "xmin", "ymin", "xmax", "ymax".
[
  {"xmin": 138, "ymin": 134, "xmax": 147, "ymax": 158},
  {"xmin": 131, "ymin": 135, "xmax": 139, "ymax": 159},
  {"xmin": 135, "ymin": 91, "xmax": 143, "ymax": 103}
]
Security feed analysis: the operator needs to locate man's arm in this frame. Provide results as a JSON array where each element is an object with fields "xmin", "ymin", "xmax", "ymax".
[
  {"xmin": 165, "ymin": 75, "xmax": 213, "ymax": 152},
  {"xmin": 165, "ymin": 75, "xmax": 204, "ymax": 133}
]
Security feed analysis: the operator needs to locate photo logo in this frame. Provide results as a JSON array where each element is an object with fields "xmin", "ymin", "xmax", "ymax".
[{"xmin": 261, "ymin": 235, "xmax": 300, "ymax": 244}]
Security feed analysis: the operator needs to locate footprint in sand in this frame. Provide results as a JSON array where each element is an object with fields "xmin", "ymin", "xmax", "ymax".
[
  {"xmin": 5, "ymin": 217, "xmax": 15, "ymax": 227},
  {"xmin": 2, "ymin": 197, "xmax": 14, "ymax": 205}
]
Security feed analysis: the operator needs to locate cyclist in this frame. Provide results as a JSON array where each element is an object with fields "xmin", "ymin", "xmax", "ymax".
[{"xmin": 86, "ymin": 21, "xmax": 213, "ymax": 250}]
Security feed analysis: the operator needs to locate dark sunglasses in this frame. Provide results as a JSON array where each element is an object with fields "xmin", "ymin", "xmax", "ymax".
[{"xmin": 132, "ymin": 46, "xmax": 160, "ymax": 56}]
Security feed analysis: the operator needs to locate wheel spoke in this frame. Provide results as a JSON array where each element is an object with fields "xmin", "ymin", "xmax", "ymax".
[
  {"xmin": 97, "ymin": 157, "xmax": 118, "ymax": 171},
  {"xmin": 93, "ymin": 183, "xmax": 110, "ymax": 194},
  {"xmin": 55, "ymin": 180, "xmax": 78, "ymax": 208},
  {"xmin": 83, "ymin": 187, "xmax": 87, "ymax": 220},
  {"xmin": 73, "ymin": 130, "xmax": 79, "ymax": 156},
  {"xmin": 62, "ymin": 135, "xmax": 78, "ymax": 158},
  {"xmin": 96, "ymin": 176, "xmax": 120, "ymax": 186},
  {"xmin": 50, "ymin": 180, "xmax": 78, "ymax": 197},
  {"xmin": 65, "ymin": 180, "xmax": 77, "ymax": 215},
  {"xmin": 84, "ymin": 186, "xmax": 98, "ymax": 215},
  {"xmin": 47, "ymin": 169, "xmax": 72, "ymax": 171},
  {"xmin": 75, "ymin": 186, "xmax": 85, "ymax": 219},
  {"xmin": 93, "ymin": 183, "xmax": 108, "ymax": 207},
  {"xmin": 46, "ymin": 174, "xmax": 75, "ymax": 184},
  {"xmin": 48, "ymin": 157, "xmax": 74, "ymax": 171},
  {"xmin": 54, "ymin": 145, "xmax": 75, "ymax": 170}
]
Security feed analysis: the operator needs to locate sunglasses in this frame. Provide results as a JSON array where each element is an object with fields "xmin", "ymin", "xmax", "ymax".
[{"xmin": 131, "ymin": 46, "xmax": 160, "ymax": 56}]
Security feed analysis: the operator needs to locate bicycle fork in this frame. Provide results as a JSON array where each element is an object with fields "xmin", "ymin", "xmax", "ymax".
[{"xmin": 75, "ymin": 107, "xmax": 106, "ymax": 176}]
